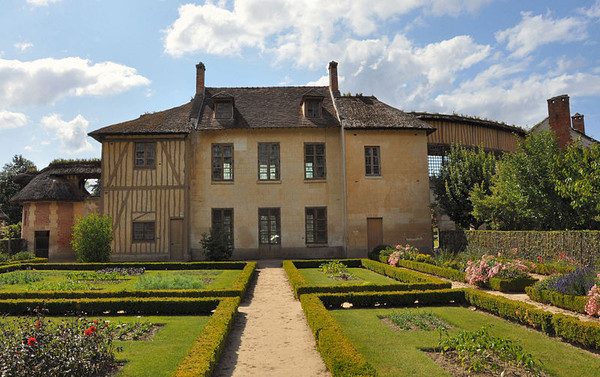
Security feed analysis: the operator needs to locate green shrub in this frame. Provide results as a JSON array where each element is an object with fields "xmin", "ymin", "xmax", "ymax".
[
  {"xmin": 0, "ymin": 252, "xmax": 9, "ymax": 263},
  {"xmin": 368, "ymin": 244, "xmax": 390, "ymax": 261},
  {"xmin": 0, "ymin": 269, "xmax": 43, "ymax": 285},
  {"xmin": 71, "ymin": 214, "xmax": 113, "ymax": 263},
  {"xmin": 525, "ymin": 286, "xmax": 589, "ymax": 314},
  {"xmin": 200, "ymin": 227, "xmax": 233, "ymax": 261},
  {"xmin": 10, "ymin": 251, "xmax": 35, "ymax": 261},
  {"xmin": 487, "ymin": 276, "xmax": 538, "ymax": 292},
  {"xmin": 134, "ymin": 273, "xmax": 211, "ymax": 290}
]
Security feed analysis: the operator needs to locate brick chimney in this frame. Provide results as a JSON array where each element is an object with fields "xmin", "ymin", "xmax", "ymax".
[
  {"xmin": 571, "ymin": 113, "xmax": 585, "ymax": 135},
  {"xmin": 196, "ymin": 62, "xmax": 206, "ymax": 96},
  {"xmin": 547, "ymin": 94, "xmax": 572, "ymax": 148},
  {"xmin": 328, "ymin": 61, "xmax": 339, "ymax": 94}
]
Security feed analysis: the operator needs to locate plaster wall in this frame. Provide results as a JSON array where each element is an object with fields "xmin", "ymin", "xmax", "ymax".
[
  {"xmin": 344, "ymin": 129, "xmax": 433, "ymax": 257},
  {"xmin": 189, "ymin": 127, "xmax": 345, "ymax": 259}
]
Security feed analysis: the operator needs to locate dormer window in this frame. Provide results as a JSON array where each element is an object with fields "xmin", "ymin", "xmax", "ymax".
[
  {"xmin": 214, "ymin": 100, "xmax": 233, "ymax": 119},
  {"xmin": 303, "ymin": 98, "xmax": 322, "ymax": 118}
]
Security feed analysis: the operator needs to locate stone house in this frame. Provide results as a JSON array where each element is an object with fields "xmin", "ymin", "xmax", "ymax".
[{"xmin": 87, "ymin": 61, "xmax": 435, "ymax": 261}]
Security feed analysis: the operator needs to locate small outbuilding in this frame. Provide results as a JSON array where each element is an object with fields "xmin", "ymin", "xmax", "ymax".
[{"xmin": 11, "ymin": 160, "xmax": 101, "ymax": 260}]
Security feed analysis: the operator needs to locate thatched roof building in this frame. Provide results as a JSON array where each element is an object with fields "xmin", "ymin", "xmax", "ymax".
[{"xmin": 10, "ymin": 160, "xmax": 101, "ymax": 203}]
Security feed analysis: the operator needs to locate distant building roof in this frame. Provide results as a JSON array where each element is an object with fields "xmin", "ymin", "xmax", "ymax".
[{"xmin": 411, "ymin": 112, "xmax": 526, "ymax": 135}]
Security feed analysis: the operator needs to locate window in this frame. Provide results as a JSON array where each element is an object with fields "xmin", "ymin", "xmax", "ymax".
[
  {"xmin": 305, "ymin": 207, "xmax": 327, "ymax": 244},
  {"xmin": 214, "ymin": 101, "xmax": 233, "ymax": 119},
  {"xmin": 135, "ymin": 142, "xmax": 155, "ymax": 168},
  {"xmin": 133, "ymin": 222, "xmax": 155, "ymax": 242},
  {"xmin": 258, "ymin": 143, "xmax": 280, "ymax": 181},
  {"xmin": 364, "ymin": 146, "xmax": 381, "ymax": 176},
  {"xmin": 304, "ymin": 99, "xmax": 321, "ymax": 118},
  {"xmin": 212, "ymin": 144, "xmax": 234, "ymax": 181},
  {"xmin": 305, "ymin": 143, "xmax": 326, "ymax": 179},
  {"xmin": 212, "ymin": 208, "xmax": 233, "ymax": 246},
  {"xmin": 427, "ymin": 155, "xmax": 445, "ymax": 177},
  {"xmin": 259, "ymin": 208, "xmax": 280, "ymax": 245}
]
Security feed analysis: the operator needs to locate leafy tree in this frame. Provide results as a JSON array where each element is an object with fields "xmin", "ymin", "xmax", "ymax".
[
  {"xmin": 0, "ymin": 155, "xmax": 36, "ymax": 224},
  {"xmin": 71, "ymin": 214, "xmax": 113, "ymax": 262},
  {"xmin": 555, "ymin": 141, "xmax": 600, "ymax": 229},
  {"xmin": 200, "ymin": 227, "xmax": 233, "ymax": 261},
  {"xmin": 432, "ymin": 145, "xmax": 496, "ymax": 229},
  {"xmin": 471, "ymin": 131, "xmax": 577, "ymax": 230}
]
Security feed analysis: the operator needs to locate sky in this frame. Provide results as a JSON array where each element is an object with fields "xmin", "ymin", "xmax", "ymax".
[{"xmin": 1, "ymin": 0, "xmax": 600, "ymax": 169}]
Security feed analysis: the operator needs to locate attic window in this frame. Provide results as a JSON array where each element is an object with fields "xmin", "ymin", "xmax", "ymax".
[
  {"xmin": 304, "ymin": 98, "xmax": 322, "ymax": 118},
  {"xmin": 214, "ymin": 100, "xmax": 233, "ymax": 119}
]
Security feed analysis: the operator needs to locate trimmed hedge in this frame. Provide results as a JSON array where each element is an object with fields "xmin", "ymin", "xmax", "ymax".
[
  {"xmin": 284, "ymin": 259, "xmax": 450, "ymax": 298},
  {"xmin": 465, "ymin": 230, "xmax": 600, "ymax": 267},
  {"xmin": 0, "ymin": 257, "xmax": 47, "ymax": 267},
  {"xmin": 487, "ymin": 276, "xmax": 538, "ymax": 292},
  {"xmin": 394, "ymin": 259, "xmax": 467, "ymax": 282},
  {"xmin": 174, "ymin": 297, "xmax": 240, "ymax": 377},
  {"xmin": 0, "ymin": 297, "xmax": 221, "ymax": 315},
  {"xmin": 318, "ymin": 289, "xmax": 465, "ymax": 309},
  {"xmin": 0, "ymin": 261, "xmax": 248, "ymax": 273},
  {"xmin": 532, "ymin": 263, "xmax": 574, "ymax": 275},
  {"xmin": 525, "ymin": 286, "xmax": 589, "ymax": 314},
  {"xmin": 301, "ymin": 294, "xmax": 377, "ymax": 376}
]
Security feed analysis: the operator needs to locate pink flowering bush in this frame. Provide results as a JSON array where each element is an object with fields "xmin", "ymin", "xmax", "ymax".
[
  {"xmin": 585, "ymin": 274, "xmax": 600, "ymax": 316},
  {"xmin": 465, "ymin": 254, "xmax": 530, "ymax": 286},
  {"xmin": 387, "ymin": 244, "xmax": 433, "ymax": 266}
]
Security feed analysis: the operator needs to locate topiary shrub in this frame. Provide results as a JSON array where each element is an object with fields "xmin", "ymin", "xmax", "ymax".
[
  {"xmin": 71, "ymin": 214, "xmax": 113, "ymax": 263},
  {"xmin": 368, "ymin": 244, "xmax": 390, "ymax": 261},
  {"xmin": 200, "ymin": 227, "xmax": 233, "ymax": 261}
]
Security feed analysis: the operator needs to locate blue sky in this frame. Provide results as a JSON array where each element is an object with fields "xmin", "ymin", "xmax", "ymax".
[{"xmin": 1, "ymin": 0, "xmax": 600, "ymax": 169}]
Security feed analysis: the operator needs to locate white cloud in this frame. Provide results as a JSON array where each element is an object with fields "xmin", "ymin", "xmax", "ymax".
[
  {"xmin": 26, "ymin": 0, "xmax": 62, "ymax": 6},
  {"xmin": 14, "ymin": 42, "xmax": 33, "ymax": 52},
  {"xmin": 0, "ymin": 57, "xmax": 150, "ymax": 107},
  {"xmin": 0, "ymin": 110, "xmax": 27, "ymax": 130},
  {"xmin": 580, "ymin": 0, "xmax": 600, "ymax": 19},
  {"xmin": 41, "ymin": 114, "xmax": 94, "ymax": 153},
  {"xmin": 163, "ymin": 0, "xmax": 495, "ymax": 61},
  {"xmin": 495, "ymin": 11, "xmax": 588, "ymax": 58},
  {"xmin": 433, "ymin": 61, "xmax": 600, "ymax": 127}
]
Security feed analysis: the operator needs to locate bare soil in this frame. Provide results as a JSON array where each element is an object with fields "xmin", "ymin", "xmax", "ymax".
[{"xmin": 212, "ymin": 260, "xmax": 331, "ymax": 377}]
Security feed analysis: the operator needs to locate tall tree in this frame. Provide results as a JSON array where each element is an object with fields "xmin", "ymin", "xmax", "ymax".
[
  {"xmin": 471, "ymin": 131, "xmax": 577, "ymax": 230},
  {"xmin": 555, "ymin": 141, "xmax": 600, "ymax": 229},
  {"xmin": 432, "ymin": 145, "xmax": 496, "ymax": 229},
  {"xmin": 0, "ymin": 155, "xmax": 37, "ymax": 224}
]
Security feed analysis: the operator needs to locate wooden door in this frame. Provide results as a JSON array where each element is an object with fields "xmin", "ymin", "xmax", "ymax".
[
  {"xmin": 258, "ymin": 208, "xmax": 281, "ymax": 258},
  {"xmin": 169, "ymin": 219, "xmax": 184, "ymax": 260},
  {"xmin": 367, "ymin": 218, "xmax": 383, "ymax": 251},
  {"xmin": 34, "ymin": 231, "xmax": 49, "ymax": 258}
]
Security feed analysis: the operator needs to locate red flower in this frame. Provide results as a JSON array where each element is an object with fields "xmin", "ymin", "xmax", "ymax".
[
  {"xmin": 84, "ymin": 325, "xmax": 96, "ymax": 336},
  {"xmin": 35, "ymin": 321, "xmax": 41, "ymax": 328},
  {"xmin": 93, "ymin": 320, "xmax": 98, "ymax": 324},
  {"xmin": 27, "ymin": 337, "xmax": 37, "ymax": 346}
]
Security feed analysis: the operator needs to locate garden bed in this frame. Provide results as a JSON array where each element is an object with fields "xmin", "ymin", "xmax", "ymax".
[
  {"xmin": 0, "ymin": 261, "xmax": 256, "ymax": 299},
  {"xmin": 284, "ymin": 259, "xmax": 451, "ymax": 297},
  {"xmin": 300, "ymin": 289, "xmax": 600, "ymax": 376}
]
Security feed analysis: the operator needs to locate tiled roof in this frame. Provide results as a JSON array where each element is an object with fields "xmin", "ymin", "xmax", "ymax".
[
  {"xmin": 194, "ymin": 87, "xmax": 340, "ymax": 130},
  {"xmin": 89, "ymin": 102, "xmax": 194, "ymax": 140},
  {"xmin": 336, "ymin": 96, "xmax": 435, "ymax": 133}
]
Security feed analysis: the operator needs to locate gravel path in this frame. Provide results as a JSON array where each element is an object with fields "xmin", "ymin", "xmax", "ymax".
[{"xmin": 213, "ymin": 260, "xmax": 331, "ymax": 377}]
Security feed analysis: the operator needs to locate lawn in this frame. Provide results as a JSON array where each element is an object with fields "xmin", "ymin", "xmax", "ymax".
[
  {"xmin": 0, "ymin": 269, "xmax": 241, "ymax": 292},
  {"xmin": 331, "ymin": 306, "xmax": 600, "ymax": 377},
  {"xmin": 113, "ymin": 315, "xmax": 210, "ymax": 377},
  {"xmin": 298, "ymin": 267, "xmax": 402, "ymax": 286}
]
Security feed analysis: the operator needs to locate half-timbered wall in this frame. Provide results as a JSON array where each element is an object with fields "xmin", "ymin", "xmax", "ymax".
[{"xmin": 101, "ymin": 135, "xmax": 187, "ymax": 260}]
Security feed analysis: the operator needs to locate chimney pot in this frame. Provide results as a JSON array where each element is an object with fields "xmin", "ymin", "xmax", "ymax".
[
  {"xmin": 572, "ymin": 113, "xmax": 585, "ymax": 135},
  {"xmin": 547, "ymin": 94, "xmax": 572, "ymax": 148},
  {"xmin": 196, "ymin": 62, "xmax": 206, "ymax": 96},
  {"xmin": 328, "ymin": 61, "xmax": 339, "ymax": 94}
]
